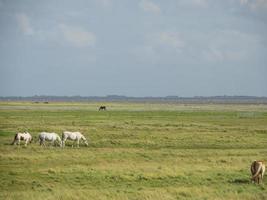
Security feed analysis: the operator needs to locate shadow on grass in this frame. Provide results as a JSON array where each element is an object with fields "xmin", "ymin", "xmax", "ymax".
[
  {"xmin": 229, "ymin": 178, "xmax": 250, "ymax": 184},
  {"xmin": 3, "ymin": 141, "xmax": 31, "ymax": 146}
]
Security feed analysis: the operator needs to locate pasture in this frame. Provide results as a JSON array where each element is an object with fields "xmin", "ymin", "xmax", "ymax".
[{"xmin": 0, "ymin": 102, "xmax": 267, "ymax": 200}]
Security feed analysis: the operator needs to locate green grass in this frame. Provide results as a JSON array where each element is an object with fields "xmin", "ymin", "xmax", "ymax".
[{"xmin": 0, "ymin": 102, "xmax": 267, "ymax": 200}]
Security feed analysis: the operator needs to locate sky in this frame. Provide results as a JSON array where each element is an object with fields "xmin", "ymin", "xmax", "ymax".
[{"xmin": 0, "ymin": 0, "xmax": 266, "ymax": 97}]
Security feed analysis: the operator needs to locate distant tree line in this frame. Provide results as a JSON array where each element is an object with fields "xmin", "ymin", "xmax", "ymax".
[{"xmin": 0, "ymin": 95, "xmax": 267, "ymax": 104}]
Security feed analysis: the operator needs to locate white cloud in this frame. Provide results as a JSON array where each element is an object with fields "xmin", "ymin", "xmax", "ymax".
[
  {"xmin": 131, "ymin": 45, "xmax": 158, "ymax": 64},
  {"xmin": 239, "ymin": 0, "xmax": 248, "ymax": 5},
  {"xmin": 239, "ymin": 0, "xmax": 267, "ymax": 10},
  {"xmin": 139, "ymin": 0, "xmax": 161, "ymax": 14},
  {"xmin": 131, "ymin": 31, "xmax": 185, "ymax": 65},
  {"xmin": 202, "ymin": 48, "xmax": 227, "ymax": 62},
  {"xmin": 96, "ymin": 0, "xmax": 112, "ymax": 7},
  {"xmin": 201, "ymin": 30, "xmax": 261, "ymax": 62},
  {"xmin": 178, "ymin": 0, "xmax": 209, "ymax": 7},
  {"xmin": 59, "ymin": 24, "xmax": 96, "ymax": 47},
  {"xmin": 191, "ymin": 0, "xmax": 208, "ymax": 7},
  {"xmin": 202, "ymin": 47, "xmax": 247, "ymax": 62},
  {"xmin": 16, "ymin": 13, "xmax": 34, "ymax": 35},
  {"xmin": 157, "ymin": 32, "xmax": 185, "ymax": 49}
]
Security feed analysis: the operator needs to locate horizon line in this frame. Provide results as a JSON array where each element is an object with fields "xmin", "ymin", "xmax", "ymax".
[{"xmin": 1, "ymin": 95, "xmax": 267, "ymax": 98}]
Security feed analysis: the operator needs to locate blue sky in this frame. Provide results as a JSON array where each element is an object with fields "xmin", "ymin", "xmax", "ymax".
[{"xmin": 0, "ymin": 0, "xmax": 266, "ymax": 97}]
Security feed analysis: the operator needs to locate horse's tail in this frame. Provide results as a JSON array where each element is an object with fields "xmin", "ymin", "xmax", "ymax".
[
  {"xmin": 38, "ymin": 135, "xmax": 41, "ymax": 144},
  {"xmin": 61, "ymin": 132, "xmax": 66, "ymax": 147},
  {"xmin": 61, "ymin": 132, "xmax": 65, "ymax": 141},
  {"xmin": 29, "ymin": 134, "xmax": 33, "ymax": 143},
  {"xmin": 11, "ymin": 133, "xmax": 18, "ymax": 145},
  {"xmin": 252, "ymin": 161, "xmax": 263, "ymax": 179}
]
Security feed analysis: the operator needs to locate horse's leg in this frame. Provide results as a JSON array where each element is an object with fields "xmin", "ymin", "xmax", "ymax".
[
  {"xmin": 48, "ymin": 139, "xmax": 52, "ymax": 148},
  {"xmin": 77, "ymin": 139, "xmax": 80, "ymax": 148},
  {"xmin": 62, "ymin": 138, "xmax": 66, "ymax": 148},
  {"xmin": 72, "ymin": 140, "xmax": 75, "ymax": 148},
  {"xmin": 12, "ymin": 139, "xmax": 16, "ymax": 145},
  {"xmin": 58, "ymin": 140, "xmax": 62, "ymax": 147},
  {"xmin": 25, "ymin": 139, "xmax": 28, "ymax": 147}
]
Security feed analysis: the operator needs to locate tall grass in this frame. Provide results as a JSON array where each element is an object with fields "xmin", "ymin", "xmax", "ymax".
[{"xmin": 0, "ymin": 102, "xmax": 266, "ymax": 199}]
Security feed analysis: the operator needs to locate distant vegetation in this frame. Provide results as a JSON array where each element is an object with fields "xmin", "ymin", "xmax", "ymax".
[{"xmin": 0, "ymin": 95, "xmax": 267, "ymax": 104}]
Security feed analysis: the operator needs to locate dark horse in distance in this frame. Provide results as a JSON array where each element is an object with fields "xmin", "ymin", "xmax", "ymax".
[{"xmin": 99, "ymin": 106, "xmax": 107, "ymax": 111}]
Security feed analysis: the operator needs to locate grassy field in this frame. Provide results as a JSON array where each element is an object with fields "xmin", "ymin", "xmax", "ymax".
[{"xmin": 0, "ymin": 102, "xmax": 267, "ymax": 200}]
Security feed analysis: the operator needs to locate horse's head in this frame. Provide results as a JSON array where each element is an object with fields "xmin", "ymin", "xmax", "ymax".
[
  {"xmin": 28, "ymin": 133, "xmax": 33, "ymax": 143},
  {"xmin": 56, "ymin": 135, "xmax": 62, "ymax": 147},
  {"xmin": 82, "ymin": 136, "xmax": 89, "ymax": 146},
  {"xmin": 57, "ymin": 135, "xmax": 62, "ymax": 141}
]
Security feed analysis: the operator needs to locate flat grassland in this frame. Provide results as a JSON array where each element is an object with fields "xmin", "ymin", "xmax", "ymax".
[{"xmin": 0, "ymin": 102, "xmax": 267, "ymax": 200}]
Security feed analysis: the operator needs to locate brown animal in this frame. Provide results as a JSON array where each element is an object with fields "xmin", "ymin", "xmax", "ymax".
[
  {"xmin": 251, "ymin": 160, "xmax": 265, "ymax": 184},
  {"xmin": 11, "ymin": 132, "xmax": 32, "ymax": 146},
  {"xmin": 99, "ymin": 106, "xmax": 106, "ymax": 111}
]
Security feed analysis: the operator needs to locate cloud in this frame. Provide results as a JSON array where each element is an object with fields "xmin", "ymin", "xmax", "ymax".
[
  {"xmin": 202, "ymin": 48, "xmax": 228, "ymax": 62},
  {"xmin": 178, "ymin": 0, "xmax": 209, "ymax": 7},
  {"xmin": 239, "ymin": 0, "xmax": 267, "ymax": 10},
  {"xmin": 201, "ymin": 30, "xmax": 261, "ymax": 62},
  {"xmin": 16, "ymin": 13, "xmax": 34, "ymax": 35},
  {"xmin": 130, "ymin": 31, "xmax": 186, "ymax": 66},
  {"xmin": 132, "ymin": 31, "xmax": 185, "ymax": 63},
  {"xmin": 191, "ymin": 0, "xmax": 208, "ymax": 7},
  {"xmin": 157, "ymin": 32, "xmax": 185, "ymax": 49},
  {"xmin": 96, "ymin": 0, "xmax": 112, "ymax": 7},
  {"xmin": 131, "ymin": 45, "xmax": 158, "ymax": 64},
  {"xmin": 202, "ymin": 47, "xmax": 247, "ymax": 63},
  {"xmin": 139, "ymin": 0, "xmax": 161, "ymax": 14},
  {"xmin": 59, "ymin": 24, "xmax": 96, "ymax": 47},
  {"xmin": 239, "ymin": 0, "xmax": 248, "ymax": 4}
]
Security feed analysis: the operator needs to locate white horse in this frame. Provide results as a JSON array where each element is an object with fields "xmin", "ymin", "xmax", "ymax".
[
  {"xmin": 39, "ymin": 132, "xmax": 62, "ymax": 147},
  {"xmin": 62, "ymin": 131, "xmax": 88, "ymax": 148},
  {"xmin": 11, "ymin": 132, "xmax": 32, "ymax": 146}
]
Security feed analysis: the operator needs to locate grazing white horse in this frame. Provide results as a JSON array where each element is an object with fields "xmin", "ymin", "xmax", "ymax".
[
  {"xmin": 11, "ymin": 132, "xmax": 32, "ymax": 146},
  {"xmin": 39, "ymin": 132, "xmax": 62, "ymax": 147},
  {"xmin": 62, "ymin": 131, "xmax": 88, "ymax": 148}
]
